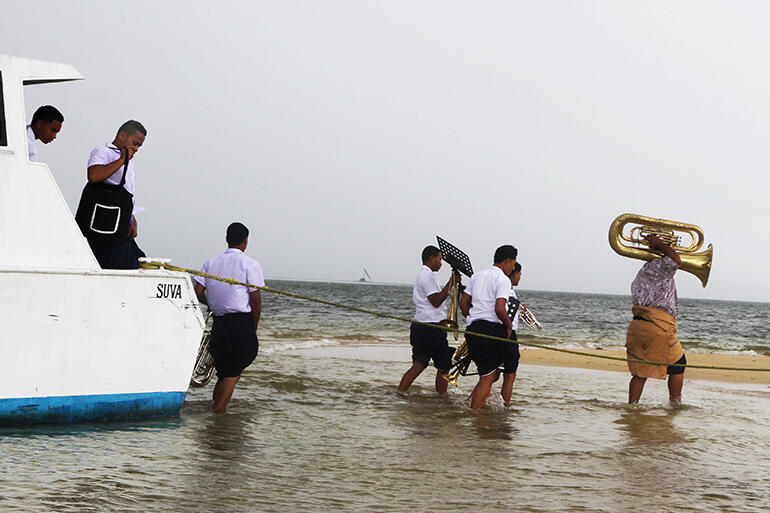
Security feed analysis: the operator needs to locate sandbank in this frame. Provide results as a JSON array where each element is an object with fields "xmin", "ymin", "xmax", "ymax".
[
  {"xmin": 521, "ymin": 348, "xmax": 770, "ymax": 385},
  {"xmin": 283, "ymin": 343, "xmax": 770, "ymax": 385}
]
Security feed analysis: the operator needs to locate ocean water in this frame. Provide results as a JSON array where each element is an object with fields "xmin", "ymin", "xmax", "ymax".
[
  {"xmin": 258, "ymin": 280, "xmax": 770, "ymax": 356},
  {"xmin": 1, "ymin": 281, "xmax": 769, "ymax": 512}
]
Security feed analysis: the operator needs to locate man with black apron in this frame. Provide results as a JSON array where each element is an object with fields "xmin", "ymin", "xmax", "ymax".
[{"xmin": 81, "ymin": 120, "xmax": 146, "ymax": 269}]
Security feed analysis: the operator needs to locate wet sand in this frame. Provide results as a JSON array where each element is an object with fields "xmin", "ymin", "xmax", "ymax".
[{"xmin": 284, "ymin": 343, "xmax": 770, "ymax": 385}]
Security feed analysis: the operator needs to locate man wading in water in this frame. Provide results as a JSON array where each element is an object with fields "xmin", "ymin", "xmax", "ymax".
[{"xmin": 194, "ymin": 222, "xmax": 264, "ymax": 413}]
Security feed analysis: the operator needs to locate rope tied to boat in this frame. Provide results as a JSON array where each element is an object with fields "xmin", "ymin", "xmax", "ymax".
[{"xmin": 140, "ymin": 261, "xmax": 770, "ymax": 373}]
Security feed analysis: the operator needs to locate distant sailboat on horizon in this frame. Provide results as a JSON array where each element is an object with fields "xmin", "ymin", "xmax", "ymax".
[{"xmin": 359, "ymin": 267, "xmax": 373, "ymax": 282}]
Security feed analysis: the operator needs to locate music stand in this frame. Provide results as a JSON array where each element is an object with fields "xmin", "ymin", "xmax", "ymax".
[{"xmin": 436, "ymin": 236, "xmax": 473, "ymax": 277}]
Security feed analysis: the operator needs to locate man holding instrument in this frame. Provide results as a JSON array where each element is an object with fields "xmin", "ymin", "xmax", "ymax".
[
  {"xmin": 398, "ymin": 245, "xmax": 458, "ymax": 394},
  {"xmin": 626, "ymin": 234, "xmax": 686, "ymax": 407},
  {"xmin": 460, "ymin": 245, "xmax": 518, "ymax": 410},
  {"xmin": 194, "ymin": 222, "xmax": 264, "ymax": 413}
]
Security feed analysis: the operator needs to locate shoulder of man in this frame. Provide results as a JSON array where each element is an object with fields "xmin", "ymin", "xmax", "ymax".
[{"xmin": 88, "ymin": 145, "xmax": 119, "ymax": 166}]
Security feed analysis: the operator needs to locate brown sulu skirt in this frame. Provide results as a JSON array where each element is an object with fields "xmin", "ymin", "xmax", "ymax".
[{"xmin": 625, "ymin": 306, "xmax": 684, "ymax": 379}]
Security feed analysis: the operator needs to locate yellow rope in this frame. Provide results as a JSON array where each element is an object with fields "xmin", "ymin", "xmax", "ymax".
[{"xmin": 142, "ymin": 261, "xmax": 770, "ymax": 373}]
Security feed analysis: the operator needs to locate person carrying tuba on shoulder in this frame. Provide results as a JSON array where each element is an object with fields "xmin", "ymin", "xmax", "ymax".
[{"xmin": 626, "ymin": 234, "xmax": 686, "ymax": 407}]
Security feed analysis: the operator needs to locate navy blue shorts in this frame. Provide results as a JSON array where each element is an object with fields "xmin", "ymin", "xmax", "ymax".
[
  {"xmin": 667, "ymin": 353, "xmax": 687, "ymax": 375},
  {"xmin": 410, "ymin": 322, "xmax": 453, "ymax": 371},
  {"xmin": 466, "ymin": 320, "xmax": 508, "ymax": 376},
  {"xmin": 211, "ymin": 313, "xmax": 259, "ymax": 378},
  {"xmin": 498, "ymin": 331, "xmax": 520, "ymax": 374}
]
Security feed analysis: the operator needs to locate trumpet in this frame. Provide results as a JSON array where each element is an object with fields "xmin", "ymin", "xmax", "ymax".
[
  {"xmin": 519, "ymin": 304, "xmax": 543, "ymax": 331},
  {"xmin": 608, "ymin": 213, "xmax": 713, "ymax": 287}
]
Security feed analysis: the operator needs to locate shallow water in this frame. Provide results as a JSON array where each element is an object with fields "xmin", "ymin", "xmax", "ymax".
[
  {"xmin": 2, "ymin": 351, "xmax": 769, "ymax": 512},
  {"xmin": 2, "ymin": 281, "xmax": 769, "ymax": 512}
]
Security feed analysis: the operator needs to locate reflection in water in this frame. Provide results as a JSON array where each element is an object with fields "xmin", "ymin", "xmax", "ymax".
[
  {"xmin": 612, "ymin": 408, "xmax": 696, "ymax": 510},
  {"xmin": 614, "ymin": 408, "xmax": 686, "ymax": 446}
]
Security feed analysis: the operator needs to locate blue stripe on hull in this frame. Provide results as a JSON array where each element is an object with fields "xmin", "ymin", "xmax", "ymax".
[{"xmin": 0, "ymin": 391, "xmax": 187, "ymax": 426}]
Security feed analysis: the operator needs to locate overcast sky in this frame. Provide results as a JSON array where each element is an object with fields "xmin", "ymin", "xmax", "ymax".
[{"xmin": 3, "ymin": 1, "xmax": 769, "ymax": 302}]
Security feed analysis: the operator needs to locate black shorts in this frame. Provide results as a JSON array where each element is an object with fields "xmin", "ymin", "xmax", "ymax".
[
  {"xmin": 497, "ymin": 331, "xmax": 520, "ymax": 374},
  {"xmin": 410, "ymin": 322, "xmax": 453, "ymax": 371},
  {"xmin": 211, "ymin": 312, "xmax": 259, "ymax": 378},
  {"xmin": 466, "ymin": 320, "xmax": 508, "ymax": 376},
  {"xmin": 667, "ymin": 353, "xmax": 687, "ymax": 375}
]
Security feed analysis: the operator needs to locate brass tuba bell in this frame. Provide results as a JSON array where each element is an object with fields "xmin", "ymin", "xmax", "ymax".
[{"xmin": 608, "ymin": 213, "xmax": 713, "ymax": 287}]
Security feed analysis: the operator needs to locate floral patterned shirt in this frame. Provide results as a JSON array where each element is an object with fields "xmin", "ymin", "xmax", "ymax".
[{"xmin": 631, "ymin": 256, "xmax": 679, "ymax": 318}]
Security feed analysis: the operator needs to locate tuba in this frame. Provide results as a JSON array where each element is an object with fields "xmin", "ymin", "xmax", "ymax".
[
  {"xmin": 608, "ymin": 213, "xmax": 713, "ymax": 287},
  {"xmin": 443, "ymin": 340, "xmax": 470, "ymax": 387},
  {"xmin": 190, "ymin": 311, "xmax": 215, "ymax": 387},
  {"xmin": 439, "ymin": 272, "xmax": 461, "ymax": 340}
]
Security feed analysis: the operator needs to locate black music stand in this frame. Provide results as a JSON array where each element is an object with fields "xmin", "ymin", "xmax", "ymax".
[{"xmin": 436, "ymin": 236, "xmax": 473, "ymax": 277}]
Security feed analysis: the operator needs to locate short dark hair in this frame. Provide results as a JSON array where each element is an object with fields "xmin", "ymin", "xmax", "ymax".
[
  {"xmin": 116, "ymin": 120, "xmax": 147, "ymax": 137},
  {"xmin": 509, "ymin": 262, "xmax": 522, "ymax": 277},
  {"xmin": 226, "ymin": 222, "xmax": 249, "ymax": 246},
  {"xmin": 31, "ymin": 105, "xmax": 63, "ymax": 125},
  {"xmin": 494, "ymin": 244, "xmax": 518, "ymax": 264},
  {"xmin": 421, "ymin": 245, "xmax": 441, "ymax": 264}
]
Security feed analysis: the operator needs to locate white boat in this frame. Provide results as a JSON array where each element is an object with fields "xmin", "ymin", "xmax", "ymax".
[{"xmin": 0, "ymin": 54, "xmax": 204, "ymax": 425}]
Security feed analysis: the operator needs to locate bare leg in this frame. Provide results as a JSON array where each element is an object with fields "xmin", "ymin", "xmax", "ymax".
[
  {"xmin": 628, "ymin": 375, "xmax": 647, "ymax": 404},
  {"xmin": 398, "ymin": 362, "xmax": 426, "ymax": 392},
  {"xmin": 212, "ymin": 376, "xmax": 241, "ymax": 413},
  {"xmin": 468, "ymin": 370, "xmax": 498, "ymax": 402},
  {"xmin": 434, "ymin": 369, "xmax": 449, "ymax": 395},
  {"xmin": 500, "ymin": 372, "xmax": 516, "ymax": 406},
  {"xmin": 668, "ymin": 373, "xmax": 684, "ymax": 407},
  {"xmin": 470, "ymin": 373, "xmax": 498, "ymax": 410}
]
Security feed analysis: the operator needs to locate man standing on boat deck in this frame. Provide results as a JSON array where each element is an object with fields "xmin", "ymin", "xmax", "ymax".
[
  {"xmin": 26, "ymin": 105, "xmax": 63, "ymax": 162},
  {"xmin": 398, "ymin": 245, "xmax": 458, "ymax": 394},
  {"xmin": 460, "ymin": 245, "xmax": 518, "ymax": 410},
  {"xmin": 84, "ymin": 120, "xmax": 146, "ymax": 269},
  {"xmin": 626, "ymin": 234, "xmax": 686, "ymax": 407},
  {"xmin": 194, "ymin": 222, "xmax": 264, "ymax": 413}
]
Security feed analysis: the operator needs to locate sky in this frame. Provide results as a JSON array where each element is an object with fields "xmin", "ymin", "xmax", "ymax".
[{"xmin": 2, "ymin": 1, "xmax": 769, "ymax": 302}]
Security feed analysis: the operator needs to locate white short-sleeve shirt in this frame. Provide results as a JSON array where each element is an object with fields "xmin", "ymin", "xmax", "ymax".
[
  {"xmin": 413, "ymin": 265, "xmax": 447, "ymax": 323},
  {"xmin": 88, "ymin": 143, "xmax": 136, "ymax": 193},
  {"xmin": 194, "ymin": 248, "xmax": 265, "ymax": 316},
  {"xmin": 27, "ymin": 126, "xmax": 38, "ymax": 162},
  {"xmin": 465, "ymin": 266, "xmax": 510, "ymax": 325}
]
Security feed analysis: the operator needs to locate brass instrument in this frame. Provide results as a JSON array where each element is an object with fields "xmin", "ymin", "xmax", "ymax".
[
  {"xmin": 443, "ymin": 341, "xmax": 470, "ymax": 387},
  {"xmin": 608, "ymin": 213, "xmax": 713, "ymax": 287},
  {"xmin": 190, "ymin": 311, "xmax": 215, "ymax": 387},
  {"xmin": 518, "ymin": 304, "xmax": 543, "ymax": 331}
]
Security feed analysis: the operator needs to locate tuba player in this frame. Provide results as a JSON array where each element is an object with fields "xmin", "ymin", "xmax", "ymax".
[{"xmin": 626, "ymin": 234, "xmax": 686, "ymax": 406}]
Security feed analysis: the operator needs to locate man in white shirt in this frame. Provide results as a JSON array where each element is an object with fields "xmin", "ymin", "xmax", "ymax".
[
  {"xmin": 194, "ymin": 222, "xmax": 264, "ymax": 413},
  {"xmin": 85, "ymin": 120, "xmax": 146, "ymax": 269},
  {"xmin": 26, "ymin": 105, "xmax": 63, "ymax": 162},
  {"xmin": 398, "ymin": 245, "xmax": 457, "ymax": 394},
  {"xmin": 459, "ymin": 245, "xmax": 518, "ymax": 410}
]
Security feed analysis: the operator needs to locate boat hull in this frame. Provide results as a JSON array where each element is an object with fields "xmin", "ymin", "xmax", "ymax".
[
  {"xmin": 0, "ymin": 391, "xmax": 186, "ymax": 425},
  {"xmin": 0, "ymin": 268, "xmax": 204, "ymax": 426}
]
